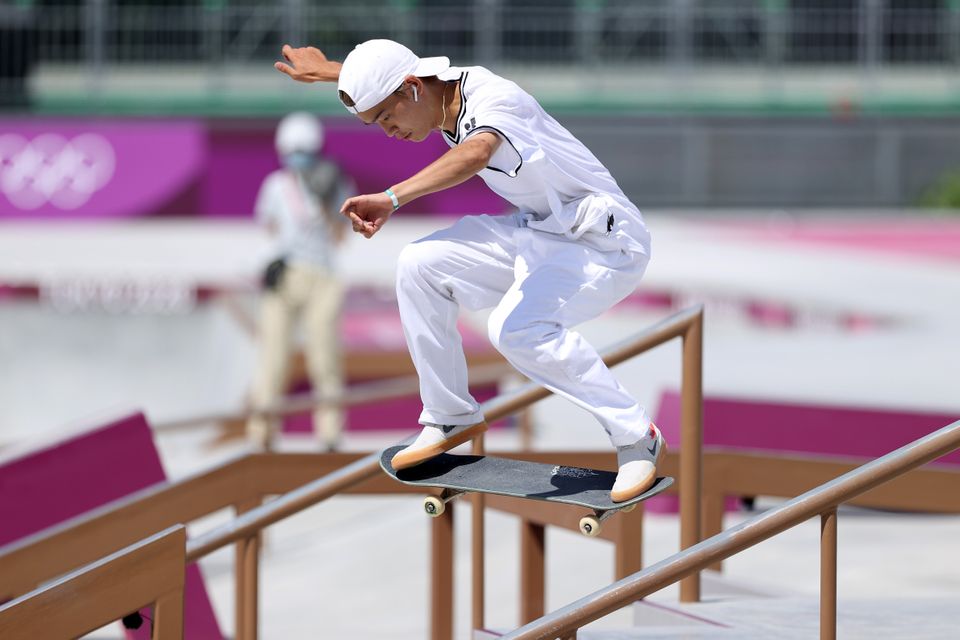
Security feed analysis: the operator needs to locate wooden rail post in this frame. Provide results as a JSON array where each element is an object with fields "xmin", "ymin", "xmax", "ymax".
[
  {"xmin": 679, "ymin": 309, "xmax": 704, "ymax": 602},
  {"xmin": 153, "ymin": 589, "xmax": 187, "ymax": 640},
  {"xmin": 821, "ymin": 509, "xmax": 838, "ymax": 640},
  {"xmin": 238, "ymin": 535, "xmax": 260, "ymax": 640},
  {"xmin": 702, "ymin": 489, "xmax": 726, "ymax": 573},
  {"xmin": 614, "ymin": 504, "xmax": 644, "ymax": 580},
  {"xmin": 472, "ymin": 434, "xmax": 486, "ymax": 631},
  {"xmin": 431, "ymin": 505, "xmax": 455, "ymax": 640},
  {"xmin": 234, "ymin": 498, "xmax": 262, "ymax": 640},
  {"xmin": 519, "ymin": 520, "xmax": 546, "ymax": 623}
]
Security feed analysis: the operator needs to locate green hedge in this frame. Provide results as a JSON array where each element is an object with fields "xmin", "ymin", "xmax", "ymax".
[{"xmin": 921, "ymin": 169, "xmax": 960, "ymax": 211}]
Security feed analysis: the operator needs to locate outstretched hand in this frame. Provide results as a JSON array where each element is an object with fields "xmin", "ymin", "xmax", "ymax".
[
  {"xmin": 274, "ymin": 45, "xmax": 342, "ymax": 83},
  {"xmin": 340, "ymin": 193, "xmax": 395, "ymax": 239}
]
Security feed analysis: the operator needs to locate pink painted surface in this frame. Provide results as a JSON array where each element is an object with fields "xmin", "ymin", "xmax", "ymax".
[
  {"xmin": 647, "ymin": 390, "xmax": 960, "ymax": 513},
  {"xmin": 711, "ymin": 219, "xmax": 960, "ymax": 262},
  {"xmin": 613, "ymin": 288, "xmax": 890, "ymax": 334},
  {"xmin": 0, "ymin": 284, "xmax": 39, "ymax": 301},
  {"xmin": 0, "ymin": 413, "xmax": 222, "ymax": 639}
]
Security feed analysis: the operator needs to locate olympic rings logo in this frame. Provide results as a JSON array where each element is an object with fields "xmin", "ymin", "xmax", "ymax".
[{"xmin": 0, "ymin": 133, "xmax": 116, "ymax": 211}]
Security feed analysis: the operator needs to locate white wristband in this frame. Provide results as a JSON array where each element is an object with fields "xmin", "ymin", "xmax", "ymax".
[{"xmin": 384, "ymin": 188, "xmax": 400, "ymax": 211}]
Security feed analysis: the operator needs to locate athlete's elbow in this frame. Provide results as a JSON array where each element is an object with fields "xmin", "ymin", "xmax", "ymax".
[
  {"xmin": 461, "ymin": 137, "xmax": 497, "ymax": 173},
  {"xmin": 465, "ymin": 145, "xmax": 493, "ymax": 173}
]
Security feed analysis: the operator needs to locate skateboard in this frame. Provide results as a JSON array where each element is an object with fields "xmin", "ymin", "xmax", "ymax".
[{"xmin": 380, "ymin": 446, "xmax": 674, "ymax": 537}]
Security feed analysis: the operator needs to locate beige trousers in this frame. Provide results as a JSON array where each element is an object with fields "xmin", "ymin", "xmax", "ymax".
[{"xmin": 247, "ymin": 262, "xmax": 344, "ymax": 447}]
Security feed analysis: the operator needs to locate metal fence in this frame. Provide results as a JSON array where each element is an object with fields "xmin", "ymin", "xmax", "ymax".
[{"xmin": 2, "ymin": 0, "xmax": 960, "ymax": 111}]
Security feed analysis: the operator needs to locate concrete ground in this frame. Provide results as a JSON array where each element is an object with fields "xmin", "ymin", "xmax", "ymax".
[
  {"xmin": 2, "ymin": 211, "xmax": 958, "ymax": 638},
  {"xmin": 165, "ymin": 434, "xmax": 960, "ymax": 639}
]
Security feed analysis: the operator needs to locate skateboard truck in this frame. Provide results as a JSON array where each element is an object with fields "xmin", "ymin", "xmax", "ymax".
[
  {"xmin": 423, "ymin": 488, "xmax": 466, "ymax": 517},
  {"xmin": 424, "ymin": 488, "xmax": 635, "ymax": 538},
  {"xmin": 578, "ymin": 503, "xmax": 636, "ymax": 537}
]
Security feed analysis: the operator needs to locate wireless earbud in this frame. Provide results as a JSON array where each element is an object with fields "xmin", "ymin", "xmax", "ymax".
[{"xmin": 412, "ymin": 85, "xmax": 419, "ymax": 102}]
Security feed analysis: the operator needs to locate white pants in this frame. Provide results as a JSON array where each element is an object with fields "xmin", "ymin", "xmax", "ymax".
[{"xmin": 396, "ymin": 212, "xmax": 652, "ymax": 447}]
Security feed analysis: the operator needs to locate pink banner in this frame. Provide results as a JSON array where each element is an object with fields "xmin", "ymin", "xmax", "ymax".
[
  {"xmin": 0, "ymin": 119, "xmax": 207, "ymax": 219},
  {"xmin": 0, "ymin": 118, "xmax": 509, "ymax": 219}
]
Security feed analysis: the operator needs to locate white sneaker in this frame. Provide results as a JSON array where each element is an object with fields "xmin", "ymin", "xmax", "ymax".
[
  {"xmin": 611, "ymin": 424, "xmax": 667, "ymax": 503},
  {"xmin": 391, "ymin": 421, "xmax": 488, "ymax": 470}
]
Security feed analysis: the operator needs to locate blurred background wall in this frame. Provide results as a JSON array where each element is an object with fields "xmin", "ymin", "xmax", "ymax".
[
  {"xmin": 3, "ymin": 0, "xmax": 960, "ymax": 209},
  {"xmin": 2, "ymin": 0, "xmax": 959, "ymax": 436}
]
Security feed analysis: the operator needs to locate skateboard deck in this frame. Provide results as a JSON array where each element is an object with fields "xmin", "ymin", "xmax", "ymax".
[{"xmin": 380, "ymin": 445, "xmax": 674, "ymax": 536}]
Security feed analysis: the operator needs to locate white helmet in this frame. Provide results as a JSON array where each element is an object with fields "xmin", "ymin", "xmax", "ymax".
[{"xmin": 275, "ymin": 112, "xmax": 324, "ymax": 156}]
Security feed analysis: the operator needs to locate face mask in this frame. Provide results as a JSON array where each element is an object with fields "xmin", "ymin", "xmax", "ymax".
[{"xmin": 282, "ymin": 151, "xmax": 315, "ymax": 171}]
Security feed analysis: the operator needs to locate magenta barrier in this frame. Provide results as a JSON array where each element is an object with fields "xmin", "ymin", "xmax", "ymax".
[
  {"xmin": 0, "ymin": 412, "xmax": 223, "ymax": 639},
  {"xmin": 0, "ymin": 118, "xmax": 509, "ymax": 219},
  {"xmin": 647, "ymin": 390, "xmax": 960, "ymax": 513},
  {"xmin": 656, "ymin": 390, "xmax": 960, "ymax": 463}
]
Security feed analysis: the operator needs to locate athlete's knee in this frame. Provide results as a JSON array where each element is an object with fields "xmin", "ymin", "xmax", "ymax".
[
  {"xmin": 396, "ymin": 241, "xmax": 436, "ymax": 287},
  {"xmin": 488, "ymin": 309, "xmax": 560, "ymax": 356},
  {"xmin": 396, "ymin": 242, "xmax": 424, "ymax": 278},
  {"xmin": 397, "ymin": 241, "xmax": 454, "ymax": 306}
]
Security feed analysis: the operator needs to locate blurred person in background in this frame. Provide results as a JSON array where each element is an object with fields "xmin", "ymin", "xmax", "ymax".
[{"xmin": 247, "ymin": 112, "xmax": 354, "ymax": 451}]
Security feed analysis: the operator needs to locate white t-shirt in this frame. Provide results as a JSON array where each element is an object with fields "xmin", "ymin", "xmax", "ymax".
[
  {"xmin": 254, "ymin": 162, "xmax": 353, "ymax": 270},
  {"xmin": 438, "ymin": 66, "xmax": 651, "ymax": 256}
]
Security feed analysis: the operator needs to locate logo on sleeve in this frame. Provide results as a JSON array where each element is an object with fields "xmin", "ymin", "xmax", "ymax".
[{"xmin": 463, "ymin": 117, "xmax": 476, "ymax": 133}]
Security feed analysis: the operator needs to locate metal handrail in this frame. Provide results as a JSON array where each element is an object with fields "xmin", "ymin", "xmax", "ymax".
[
  {"xmin": 164, "ymin": 304, "xmax": 703, "ymax": 433},
  {"xmin": 185, "ymin": 305, "xmax": 703, "ymax": 561},
  {"xmin": 481, "ymin": 305, "xmax": 701, "ymax": 420},
  {"xmin": 155, "ymin": 362, "xmax": 514, "ymax": 432},
  {"xmin": 502, "ymin": 418, "xmax": 960, "ymax": 640},
  {"xmin": 0, "ymin": 526, "xmax": 187, "ymax": 640}
]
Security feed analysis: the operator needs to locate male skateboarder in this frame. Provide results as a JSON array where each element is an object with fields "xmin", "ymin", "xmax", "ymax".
[{"xmin": 275, "ymin": 39, "xmax": 665, "ymax": 502}]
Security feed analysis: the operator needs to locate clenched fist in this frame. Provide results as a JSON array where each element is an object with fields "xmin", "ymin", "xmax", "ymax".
[{"xmin": 340, "ymin": 193, "xmax": 395, "ymax": 239}]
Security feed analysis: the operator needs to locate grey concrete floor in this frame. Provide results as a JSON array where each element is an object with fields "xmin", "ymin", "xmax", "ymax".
[
  {"xmin": 165, "ymin": 433, "xmax": 960, "ymax": 639},
  {"xmin": 4, "ymin": 212, "xmax": 957, "ymax": 638}
]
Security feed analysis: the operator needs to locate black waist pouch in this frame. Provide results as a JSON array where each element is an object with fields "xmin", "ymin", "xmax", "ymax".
[{"xmin": 262, "ymin": 257, "xmax": 288, "ymax": 291}]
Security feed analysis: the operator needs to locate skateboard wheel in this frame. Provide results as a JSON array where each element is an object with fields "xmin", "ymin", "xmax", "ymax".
[
  {"xmin": 424, "ymin": 496, "xmax": 445, "ymax": 517},
  {"xmin": 622, "ymin": 504, "xmax": 636, "ymax": 513},
  {"xmin": 579, "ymin": 516, "xmax": 602, "ymax": 537}
]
